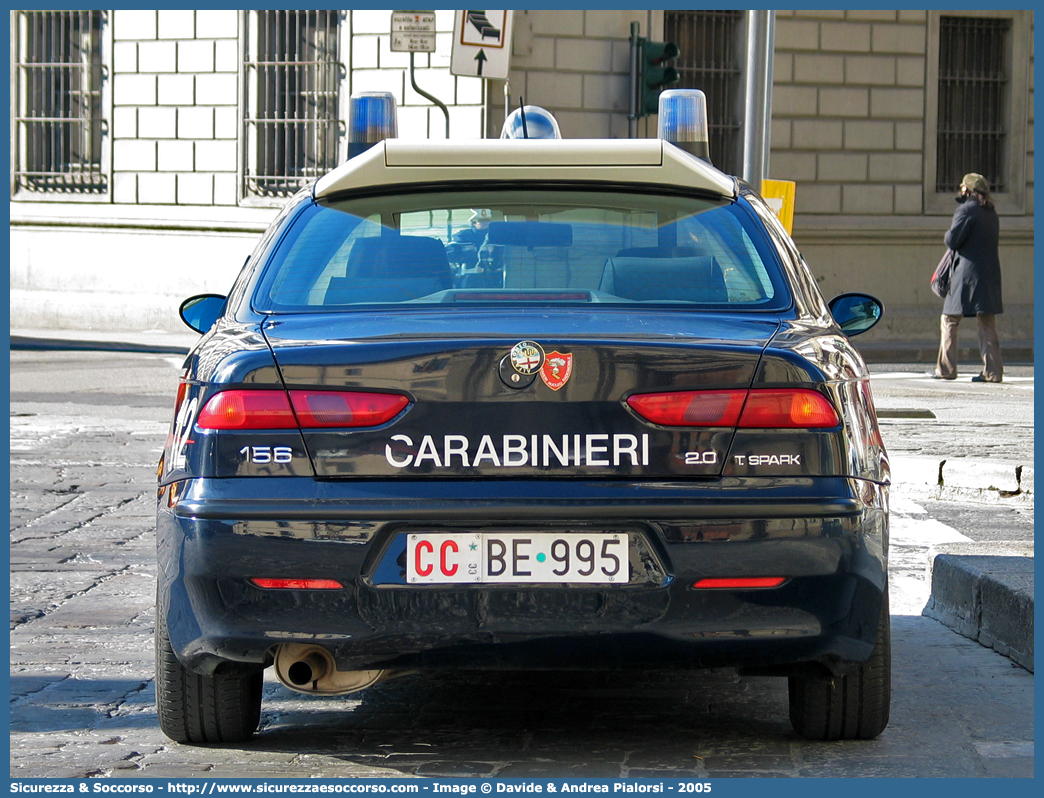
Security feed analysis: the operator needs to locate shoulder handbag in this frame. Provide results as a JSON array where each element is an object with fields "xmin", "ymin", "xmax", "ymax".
[{"xmin": 931, "ymin": 248, "xmax": 957, "ymax": 298}]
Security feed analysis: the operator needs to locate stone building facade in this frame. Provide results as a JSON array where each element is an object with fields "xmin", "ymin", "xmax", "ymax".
[{"xmin": 10, "ymin": 9, "xmax": 1034, "ymax": 350}]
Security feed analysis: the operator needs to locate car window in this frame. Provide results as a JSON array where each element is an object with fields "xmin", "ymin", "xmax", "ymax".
[{"xmin": 254, "ymin": 189, "xmax": 792, "ymax": 312}]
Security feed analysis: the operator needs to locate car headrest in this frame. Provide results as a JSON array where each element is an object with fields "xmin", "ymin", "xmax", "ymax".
[
  {"xmin": 600, "ymin": 256, "xmax": 728, "ymax": 303},
  {"xmin": 347, "ymin": 235, "xmax": 451, "ymax": 280}
]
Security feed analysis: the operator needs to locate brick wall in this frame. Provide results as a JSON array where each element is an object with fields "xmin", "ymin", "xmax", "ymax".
[
  {"xmin": 771, "ymin": 10, "xmax": 929, "ymax": 216},
  {"xmin": 502, "ymin": 10, "xmax": 651, "ymax": 139},
  {"xmin": 9, "ymin": 8, "xmax": 1034, "ymax": 341},
  {"xmin": 1022, "ymin": 14, "xmax": 1034, "ymax": 215},
  {"xmin": 765, "ymin": 10, "xmax": 1033, "ymax": 345},
  {"xmin": 107, "ymin": 8, "xmax": 488, "ymax": 206},
  {"xmin": 111, "ymin": 10, "xmax": 240, "ymax": 206}
]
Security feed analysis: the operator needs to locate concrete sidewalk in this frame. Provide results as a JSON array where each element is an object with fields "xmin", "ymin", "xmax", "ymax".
[{"xmin": 10, "ymin": 325, "xmax": 1034, "ymax": 673}]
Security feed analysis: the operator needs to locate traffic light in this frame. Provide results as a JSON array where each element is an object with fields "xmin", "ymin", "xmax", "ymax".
[{"xmin": 639, "ymin": 39, "xmax": 680, "ymax": 116}]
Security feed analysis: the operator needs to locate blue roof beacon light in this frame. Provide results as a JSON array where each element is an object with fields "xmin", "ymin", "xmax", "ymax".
[
  {"xmin": 500, "ymin": 105, "xmax": 562, "ymax": 140},
  {"xmin": 348, "ymin": 92, "xmax": 398, "ymax": 159},
  {"xmin": 657, "ymin": 89, "xmax": 711, "ymax": 164}
]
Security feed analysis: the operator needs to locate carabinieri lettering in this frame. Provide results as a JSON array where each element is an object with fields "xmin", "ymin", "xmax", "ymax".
[{"xmin": 386, "ymin": 433, "xmax": 650, "ymax": 469}]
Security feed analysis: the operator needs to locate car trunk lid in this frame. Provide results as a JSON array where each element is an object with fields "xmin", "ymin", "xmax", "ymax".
[{"xmin": 262, "ymin": 310, "xmax": 780, "ymax": 479}]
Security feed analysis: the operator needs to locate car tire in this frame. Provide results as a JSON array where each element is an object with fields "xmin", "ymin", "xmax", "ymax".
[
  {"xmin": 155, "ymin": 598, "xmax": 263, "ymax": 744},
  {"xmin": 788, "ymin": 588, "xmax": 891, "ymax": 741}
]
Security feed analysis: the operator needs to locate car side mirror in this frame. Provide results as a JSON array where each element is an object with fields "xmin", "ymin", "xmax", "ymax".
[
  {"xmin": 828, "ymin": 293, "xmax": 883, "ymax": 336},
  {"xmin": 179, "ymin": 294, "xmax": 227, "ymax": 334}
]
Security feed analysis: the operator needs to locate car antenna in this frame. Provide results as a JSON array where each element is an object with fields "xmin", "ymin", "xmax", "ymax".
[{"xmin": 518, "ymin": 97, "xmax": 528, "ymax": 139}]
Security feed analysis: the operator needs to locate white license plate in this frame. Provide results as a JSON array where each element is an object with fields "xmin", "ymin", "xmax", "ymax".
[{"xmin": 405, "ymin": 532, "xmax": 629, "ymax": 584}]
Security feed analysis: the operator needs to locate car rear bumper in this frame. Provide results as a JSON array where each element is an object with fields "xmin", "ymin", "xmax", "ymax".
[{"xmin": 158, "ymin": 476, "xmax": 888, "ymax": 676}]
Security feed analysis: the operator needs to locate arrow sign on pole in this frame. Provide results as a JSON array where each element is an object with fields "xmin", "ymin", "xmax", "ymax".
[{"xmin": 450, "ymin": 10, "xmax": 513, "ymax": 80}]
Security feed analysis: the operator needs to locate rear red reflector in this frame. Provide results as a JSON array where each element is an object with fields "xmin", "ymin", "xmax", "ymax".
[
  {"xmin": 250, "ymin": 578, "xmax": 343, "ymax": 590},
  {"xmin": 289, "ymin": 390, "xmax": 408, "ymax": 428},
  {"xmin": 626, "ymin": 388, "xmax": 839, "ymax": 429},
  {"xmin": 738, "ymin": 389, "xmax": 839, "ymax": 428},
  {"xmin": 626, "ymin": 390, "xmax": 746, "ymax": 427},
  {"xmin": 196, "ymin": 390, "xmax": 297, "ymax": 430},
  {"xmin": 693, "ymin": 577, "xmax": 787, "ymax": 589}
]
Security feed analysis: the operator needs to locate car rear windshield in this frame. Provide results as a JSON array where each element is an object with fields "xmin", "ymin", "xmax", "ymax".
[{"xmin": 253, "ymin": 188, "xmax": 791, "ymax": 311}]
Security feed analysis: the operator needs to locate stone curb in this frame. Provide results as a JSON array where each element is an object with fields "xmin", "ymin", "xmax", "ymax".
[
  {"xmin": 10, "ymin": 335, "xmax": 191, "ymax": 356},
  {"xmin": 923, "ymin": 542, "xmax": 1034, "ymax": 672},
  {"xmin": 9, "ymin": 328, "xmax": 199, "ymax": 355},
  {"xmin": 889, "ymin": 455, "xmax": 1033, "ymax": 505}
]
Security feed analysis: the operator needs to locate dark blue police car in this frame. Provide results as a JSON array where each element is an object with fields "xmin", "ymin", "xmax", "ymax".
[{"xmin": 157, "ymin": 91, "xmax": 890, "ymax": 744}]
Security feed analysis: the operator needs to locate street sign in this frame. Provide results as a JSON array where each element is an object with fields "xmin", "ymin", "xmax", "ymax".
[
  {"xmin": 391, "ymin": 10, "xmax": 436, "ymax": 53},
  {"xmin": 450, "ymin": 9, "xmax": 513, "ymax": 79}
]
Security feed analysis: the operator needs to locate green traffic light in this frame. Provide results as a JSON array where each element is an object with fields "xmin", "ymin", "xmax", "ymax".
[
  {"xmin": 643, "ymin": 40, "xmax": 680, "ymax": 65},
  {"xmin": 639, "ymin": 39, "xmax": 680, "ymax": 116}
]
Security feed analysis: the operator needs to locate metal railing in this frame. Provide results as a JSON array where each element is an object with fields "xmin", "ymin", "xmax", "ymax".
[
  {"xmin": 13, "ymin": 10, "xmax": 105, "ymax": 194},
  {"xmin": 244, "ymin": 10, "xmax": 341, "ymax": 197},
  {"xmin": 936, "ymin": 16, "xmax": 1010, "ymax": 194},
  {"xmin": 664, "ymin": 10, "xmax": 743, "ymax": 176}
]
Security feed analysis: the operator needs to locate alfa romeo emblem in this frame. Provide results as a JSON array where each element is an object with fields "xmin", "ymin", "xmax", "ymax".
[
  {"xmin": 540, "ymin": 351, "xmax": 573, "ymax": 391},
  {"xmin": 509, "ymin": 341, "xmax": 544, "ymax": 375}
]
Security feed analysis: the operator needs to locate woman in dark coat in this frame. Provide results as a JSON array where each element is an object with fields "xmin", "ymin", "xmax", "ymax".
[{"xmin": 933, "ymin": 172, "xmax": 1003, "ymax": 382}]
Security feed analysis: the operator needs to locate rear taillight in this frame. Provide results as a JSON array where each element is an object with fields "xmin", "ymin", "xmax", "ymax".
[
  {"xmin": 289, "ymin": 390, "xmax": 408, "ymax": 428},
  {"xmin": 196, "ymin": 390, "xmax": 297, "ymax": 430},
  {"xmin": 196, "ymin": 389, "xmax": 409, "ymax": 430},
  {"xmin": 738, "ymin": 389, "xmax": 839, "ymax": 428},
  {"xmin": 626, "ymin": 390, "xmax": 746, "ymax": 427},
  {"xmin": 627, "ymin": 388, "xmax": 839, "ymax": 429}
]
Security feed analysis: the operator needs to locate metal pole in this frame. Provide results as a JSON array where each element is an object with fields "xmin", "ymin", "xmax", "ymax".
[
  {"xmin": 480, "ymin": 77, "xmax": 488, "ymax": 139},
  {"xmin": 409, "ymin": 51, "xmax": 450, "ymax": 139},
  {"xmin": 627, "ymin": 21, "xmax": 640, "ymax": 139},
  {"xmin": 762, "ymin": 13, "xmax": 775, "ymax": 183},
  {"xmin": 742, "ymin": 10, "xmax": 775, "ymax": 189}
]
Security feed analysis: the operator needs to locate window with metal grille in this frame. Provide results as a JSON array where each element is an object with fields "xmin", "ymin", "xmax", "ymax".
[
  {"xmin": 244, "ymin": 10, "xmax": 342, "ymax": 198},
  {"xmin": 664, "ymin": 10, "xmax": 743, "ymax": 176},
  {"xmin": 13, "ymin": 10, "xmax": 105, "ymax": 194},
  {"xmin": 936, "ymin": 17, "xmax": 1010, "ymax": 194}
]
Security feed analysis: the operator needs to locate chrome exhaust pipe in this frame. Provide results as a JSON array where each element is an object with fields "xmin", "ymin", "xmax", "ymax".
[
  {"xmin": 286, "ymin": 650, "xmax": 329, "ymax": 687},
  {"xmin": 274, "ymin": 643, "xmax": 391, "ymax": 695}
]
